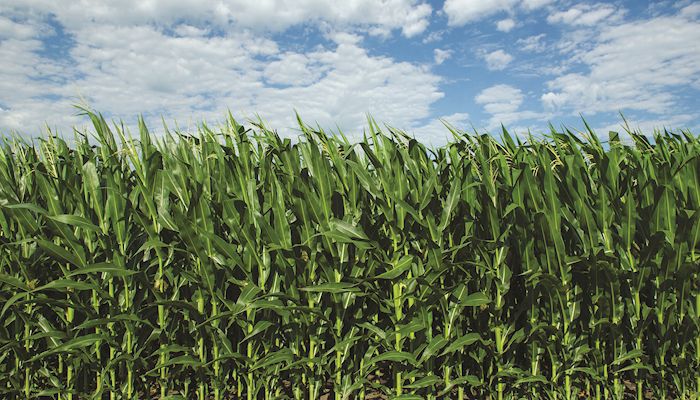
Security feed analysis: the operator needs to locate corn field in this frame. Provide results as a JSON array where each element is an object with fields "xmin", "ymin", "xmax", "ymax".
[{"xmin": 1, "ymin": 110, "xmax": 699, "ymax": 399}]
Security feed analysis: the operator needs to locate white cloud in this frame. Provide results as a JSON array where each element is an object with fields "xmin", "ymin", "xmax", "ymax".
[
  {"xmin": 0, "ymin": 16, "xmax": 84, "ymax": 134},
  {"xmin": 0, "ymin": 12, "xmax": 444, "ymax": 137},
  {"xmin": 681, "ymin": 3, "xmax": 700, "ymax": 18},
  {"xmin": 401, "ymin": 13, "xmax": 430, "ymax": 37},
  {"xmin": 483, "ymin": 49, "xmax": 513, "ymax": 70},
  {"xmin": 543, "ymin": 11, "xmax": 700, "ymax": 116},
  {"xmin": 475, "ymin": 84, "xmax": 523, "ymax": 114},
  {"xmin": 172, "ymin": 24, "xmax": 210, "ymax": 37},
  {"xmin": 327, "ymin": 31, "xmax": 364, "ymax": 45},
  {"xmin": 263, "ymin": 53, "xmax": 328, "ymax": 86},
  {"xmin": 443, "ymin": 0, "xmax": 551, "ymax": 26},
  {"xmin": 521, "ymin": 0, "xmax": 554, "ymax": 10},
  {"xmin": 475, "ymin": 84, "xmax": 543, "ymax": 130},
  {"xmin": 554, "ymin": 29, "xmax": 597, "ymax": 54},
  {"xmin": 0, "ymin": 15, "xmax": 41, "ymax": 40},
  {"xmin": 443, "ymin": 0, "xmax": 517, "ymax": 26},
  {"xmin": 517, "ymin": 33, "xmax": 547, "ymax": 52},
  {"xmin": 0, "ymin": 1, "xmax": 446, "ymax": 136},
  {"xmin": 433, "ymin": 48, "xmax": 453, "ymax": 65},
  {"xmin": 595, "ymin": 114, "xmax": 697, "ymax": 138},
  {"xmin": 259, "ymin": 42, "xmax": 443, "ymax": 135},
  {"xmin": 496, "ymin": 18, "xmax": 516, "ymax": 32},
  {"xmin": 3, "ymin": 0, "xmax": 432, "ymax": 38},
  {"xmin": 422, "ymin": 30, "xmax": 443, "ymax": 44},
  {"xmin": 547, "ymin": 3, "xmax": 624, "ymax": 26}
]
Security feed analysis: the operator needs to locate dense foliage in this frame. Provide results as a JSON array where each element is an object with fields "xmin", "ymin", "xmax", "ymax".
[{"xmin": 1, "ymin": 111, "xmax": 699, "ymax": 400}]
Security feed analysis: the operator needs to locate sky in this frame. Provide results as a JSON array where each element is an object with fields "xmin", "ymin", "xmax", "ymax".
[{"xmin": 1, "ymin": 0, "xmax": 699, "ymax": 144}]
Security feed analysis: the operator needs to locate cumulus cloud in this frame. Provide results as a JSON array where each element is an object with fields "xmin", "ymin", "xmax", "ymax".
[
  {"xmin": 542, "ymin": 10, "xmax": 700, "ymax": 116},
  {"xmin": 0, "ymin": 16, "xmax": 83, "ymax": 134},
  {"xmin": 2, "ymin": 0, "xmax": 432, "ymax": 38},
  {"xmin": 443, "ymin": 0, "xmax": 551, "ymax": 26},
  {"xmin": 433, "ymin": 48, "xmax": 453, "ymax": 65},
  {"xmin": 475, "ymin": 84, "xmax": 543, "ymax": 130},
  {"xmin": 172, "ymin": 24, "xmax": 210, "ymax": 37},
  {"xmin": 0, "ymin": 15, "xmax": 41, "ymax": 39},
  {"xmin": 443, "ymin": 0, "xmax": 516, "ymax": 25},
  {"xmin": 476, "ymin": 85, "xmax": 523, "ymax": 114},
  {"xmin": 3, "ymin": 0, "xmax": 697, "ymax": 139},
  {"xmin": 496, "ymin": 18, "xmax": 516, "ymax": 32},
  {"xmin": 0, "ymin": 1, "xmax": 444, "ymax": 136},
  {"xmin": 264, "ymin": 53, "xmax": 328, "ymax": 86},
  {"xmin": 255, "ymin": 41, "xmax": 443, "ymax": 135},
  {"xmin": 483, "ymin": 49, "xmax": 513, "ymax": 70}
]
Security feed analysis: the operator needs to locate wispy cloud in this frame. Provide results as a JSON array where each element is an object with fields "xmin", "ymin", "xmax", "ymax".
[
  {"xmin": 547, "ymin": 3, "xmax": 625, "ymax": 26},
  {"xmin": 542, "ymin": 8, "xmax": 700, "ymax": 117},
  {"xmin": 516, "ymin": 34, "xmax": 547, "ymax": 52}
]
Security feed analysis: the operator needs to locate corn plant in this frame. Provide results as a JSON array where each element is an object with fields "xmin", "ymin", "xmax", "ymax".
[{"xmin": 0, "ymin": 109, "xmax": 699, "ymax": 399}]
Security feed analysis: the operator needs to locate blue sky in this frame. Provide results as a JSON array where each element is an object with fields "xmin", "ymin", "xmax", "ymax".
[{"xmin": 1, "ymin": 0, "xmax": 699, "ymax": 144}]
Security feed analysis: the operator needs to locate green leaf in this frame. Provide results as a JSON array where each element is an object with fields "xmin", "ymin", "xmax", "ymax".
[
  {"xmin": 612, "ymin": 349, "xmax": 643, "ymax": 365},
  {"xmin": 368, "ymin": 351, "xmax": 418, "ymax": 367},
  {"xmin": 242, "ymin": 321, "xmax": 275, "ymax": 342},
  {"xmin": 34, "ymin": 279, "xmax": 96, "ymax": 292},
  {"xmin": 419, "ymin": 334, "xmax": 448, "ymax": 364},
  {"xmin": 515, "ymin": 375, "xmax": 549, "ymax": 385},
  {"xmin": 615, "ymin": 363, "xmax": 655, "ymax": 374},
  {"xmin": 441, "ymin": 333, "xmax": 484, "ymax": 356},
  {"xmin": 404, "ymin": 374, "xmax": 442, "ymax": 389},
  {"xmin": 300, "ymin": 282, "xmax": 359, "ymax": 294},
  {"xmin": 252, "ymin": 348, "xmax": 293, "ymax": 371},
  {"xmin": 48, "ymin": 214, "xmax": 100, "ymax": 231},
  {"xmin": 147, "ymin": 355, "xmax": 203, "ymax": 375},
  {"xmin": 454, "ymin": 289, "xmax": 490, "ymax": 307},
  {"xmin": 325, "ymin": 219, "xmax": 374, "ymax": 248},
  {"xmin": 0, "ymin": 274, "xmax": 30, "ymax": 291},
  {"xmin": 36, "ymin": 239, "xmax": 84, "ymax": 268},
  {"xmin": 2, "ymin": 202, "xmax": 49, "ymax": 215},
  {"xmin": 73, "ymin": 315, "xmax": 147, "ymax": 330},
  {"xmin": 375, "ymin": 255, "xmax": 414, "ymax": 280},
  {"xmin": 64, "ymin": 262, "xmax": 136, "ymax": 277},
  {"xmin": 449, "ymin": 374, "xmax": 484, "ymax": 387},
  {"xmin": 30, "ymin": 334, "xmax": 107, "ymax": 361},
  {"xmin": 0, "ymin": 291, "xmax": 28, "ymax": 318}
]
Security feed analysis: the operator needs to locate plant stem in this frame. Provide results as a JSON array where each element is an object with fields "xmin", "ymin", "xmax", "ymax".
[
  {"xmin": 24, "ymin": 303, "xmax": 31, "ymax": 399},
  {"xmin": 335, "ymin": 313, "xmax": 342, "ymax": 400},
  {"xmin": 212, "ymin": 298, "xmax": 220, "ymax": 400},
  {"xmin": 247, "ymin": 307, "xmax": 255, "ymax": 400},
  {"xmin": 393, "ymin": 281, "xmax": 403, "ymax": 396},
  {"xmin": 198, "ymin": 291, "xmax": 206, "ymax": 400}
]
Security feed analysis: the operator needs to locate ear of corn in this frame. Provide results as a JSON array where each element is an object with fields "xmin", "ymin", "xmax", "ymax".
[{"xmin": 0, "ymin": 111, "xmax": 699, "ymax": 399}]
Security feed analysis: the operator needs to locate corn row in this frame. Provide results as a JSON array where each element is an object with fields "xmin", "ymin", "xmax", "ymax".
[{"xmin": 0, "ymin": 111, "xmax": 698, "ymax": 399}]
